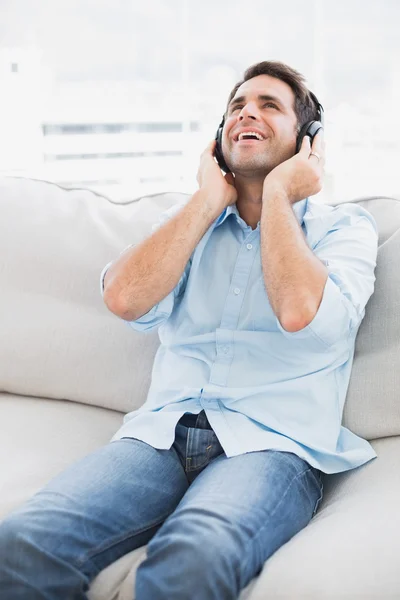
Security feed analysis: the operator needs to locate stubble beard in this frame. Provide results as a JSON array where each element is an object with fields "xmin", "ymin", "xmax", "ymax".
[
  {"xmin": 226, "ymin": 138, "xmax": 296, "ymax": 176},
  {"xmin": 226, "ymin": 146, "xmax": 276, "ymax": 177}
]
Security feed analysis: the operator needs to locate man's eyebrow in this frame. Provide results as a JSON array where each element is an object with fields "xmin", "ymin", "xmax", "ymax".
[{"xmin": 228, "ymin": 94, "xmax": 285, "ymax": 110}]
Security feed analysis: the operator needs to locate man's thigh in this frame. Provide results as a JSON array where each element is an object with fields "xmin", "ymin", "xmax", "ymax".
[
  {"xmin": 136, "ymin": 449, "xmax": 323, "ymax": 598},
  {"xmin": 1, "ymin": 438, "xmax": 189, "ymax": 584}
]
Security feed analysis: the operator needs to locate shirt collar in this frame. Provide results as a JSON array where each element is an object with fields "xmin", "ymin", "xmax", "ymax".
[{"xmin": 215, "ymin": 197, "xmax": 309, "ymax": 229}]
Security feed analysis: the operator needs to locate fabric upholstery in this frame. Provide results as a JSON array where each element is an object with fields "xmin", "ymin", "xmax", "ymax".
[
  {"xmin": 0, "ymin": 177, "xmax": 186, "ymax": 413},
  {"xmin": 0, "ymin": 392, "xmax": 123, "ymax": 520},
  {"xmin": 1, "ymin": 178, "xmax": 399, "ymax": 440},
  {"xmin": 0, "ymin": 391, "xmax": 398, "ymax": 599},
  {"xmin": 1, "ymin": 177, "xmax": 400, "ymax": 598}
]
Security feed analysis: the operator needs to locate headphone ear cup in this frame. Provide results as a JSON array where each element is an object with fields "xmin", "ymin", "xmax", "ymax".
[
  {"xmin": 296, "ymin": 121, "xmax": 323, "ymax": 153},
  {"xmin": 296, "ymin": 122, "xmax": 312, "ymax": 153},
  {"xmin": 214, "ymin": 125, "xmax": 231, "ymax": 174}
]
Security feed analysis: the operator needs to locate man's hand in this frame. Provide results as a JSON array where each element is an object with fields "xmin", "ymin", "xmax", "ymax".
[
  {"xmin": 197, "ymin": 140, "xmax": 238, "ymax": 211},
  {"xmin": 262, "ymin": 130, "xmax": 325, "ymax": 204}
]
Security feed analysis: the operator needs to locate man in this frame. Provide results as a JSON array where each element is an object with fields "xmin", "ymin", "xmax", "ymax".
[{"xmin": 0, "ymin": 61, "xmax": 378, "ymax": 599}]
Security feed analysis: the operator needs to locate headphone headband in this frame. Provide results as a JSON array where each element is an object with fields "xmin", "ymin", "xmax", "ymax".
[{"xmin": 308, "ymin": 90, "xmax": 324, "ymax": 127}]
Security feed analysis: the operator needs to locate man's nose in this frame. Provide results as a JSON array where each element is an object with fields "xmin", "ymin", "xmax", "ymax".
[
  {"xmin": 239, "ymin": 108, "xmax": 257, "ymax": 121},
  {"xmin": 238, "ymin": 103, "xmax": 258, "ymax": 120}
]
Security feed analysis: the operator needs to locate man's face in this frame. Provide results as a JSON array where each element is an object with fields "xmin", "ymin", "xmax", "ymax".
[{"xmin": 222, "ymin": 74, "xmax": 298, "ymax": 176}]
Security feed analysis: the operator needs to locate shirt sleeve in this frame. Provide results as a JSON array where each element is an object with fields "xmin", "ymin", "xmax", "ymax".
[
  {"xmin": 100, "ymin": 202, "xmax": 193, "ymax": 333},
  {"xmin": 275, "ymin": 204, "xmax": 379, "ymax": 348},
  {"xmin": 100, "ymin": 260, "xmax": 115, "ymax": 298}
]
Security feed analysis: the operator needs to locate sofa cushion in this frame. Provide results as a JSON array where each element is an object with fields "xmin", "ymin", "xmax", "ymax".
[
  {"xmin": 0, "ymin": 392, "xmax": 123, "ymax": 520},
  {"xmin": 0, "ymin": 391, "xmax": 255, "ymax": 600},
  {"xmin": 343, "ymin": 197, "xmax": 400, "ymax": 439},
  {"xmin": 2, "ymin": 392, "xmax": 397, "ymax": 599},
  {"xmin": 95, "ymin": 436, "xmax": 400, "ymax": 600},
  {"xmin": 0, "ymin": 177, "xmax": 188, "ymax": 414},
  {"xmin": 249, "ymin": 435, "xmax": 400, "ymax": 599},
  {"xmin": 89, "ymin": 437, "xmax": 400, "ymax": 600},
  {"xmin": 1, "ymin": 176, "xmax": 400, "ymax": 439}
]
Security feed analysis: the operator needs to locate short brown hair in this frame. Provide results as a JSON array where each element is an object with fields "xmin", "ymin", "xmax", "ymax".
[{"xmin": 225, "ymin": 60, "xmax": 319, "ymax": 132}]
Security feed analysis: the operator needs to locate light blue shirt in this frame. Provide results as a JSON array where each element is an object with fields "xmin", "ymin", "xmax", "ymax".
[{"xmin": 100, "ymin": 196, "xmax": 379, "ymax": 474}]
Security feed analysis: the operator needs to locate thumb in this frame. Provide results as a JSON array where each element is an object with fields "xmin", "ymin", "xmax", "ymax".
[{"xmin": 300, "ymin": 135, "xmax": 311, "ymax": 155}]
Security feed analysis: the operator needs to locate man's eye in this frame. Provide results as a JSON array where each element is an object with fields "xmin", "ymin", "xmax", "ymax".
[{"xmin": 231, "ymin": 103, "xmax": 277, "ymax": 113}]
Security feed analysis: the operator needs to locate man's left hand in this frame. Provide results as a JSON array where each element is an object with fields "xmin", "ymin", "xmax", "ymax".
[{"xmin": 263, "ymin": 130, "xmax": 325, "ymax": 204}]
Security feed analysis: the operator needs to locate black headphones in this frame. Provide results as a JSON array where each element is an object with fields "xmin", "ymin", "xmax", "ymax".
[{"xmin": 214, "ymin": 90, "xmax": 324, "ymax": 174}]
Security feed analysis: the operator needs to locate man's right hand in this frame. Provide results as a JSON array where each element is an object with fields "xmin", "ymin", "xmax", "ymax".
[{"xmin": 196, "ymin": 140, "xmax": 238, "ymax": 211}]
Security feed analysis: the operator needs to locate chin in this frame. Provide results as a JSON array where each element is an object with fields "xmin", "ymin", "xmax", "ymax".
[
  {"xmin": 231, "ymin": 160, "xmax": 270, "ymax": 175},
  {"xmin": 229, "ymin": 152, "xmax": 269, "ymax": 171}
]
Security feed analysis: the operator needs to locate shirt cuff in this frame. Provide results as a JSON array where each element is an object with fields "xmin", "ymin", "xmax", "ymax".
[
  {"xmin": 124, "ymin": 298, "xmax": 171, "ymax": 332},
  {"xmin": 275, "ymin": 275, "xmax": 358, "ymax": 348},
  {"xmin": 100, "ymin": 261, "xmax": 113, "ymax": 298}
]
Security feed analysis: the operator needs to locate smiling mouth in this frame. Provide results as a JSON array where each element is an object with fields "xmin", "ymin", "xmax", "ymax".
[
  {"xmin": 235, "ymin": 131, "xmax": 267, "ymax": 142},
  {"xmin": 234, "ymin": 139, "xmax": 268, "ymax": 149},
  {"xmin": 236, "ymin": 138, "xmax": 264, "ymax": 143}
]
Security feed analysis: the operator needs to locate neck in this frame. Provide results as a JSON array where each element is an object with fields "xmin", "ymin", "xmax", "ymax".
[{"xmin": 234, "ymin": 174, "xmax": 265, "ymax": 230}]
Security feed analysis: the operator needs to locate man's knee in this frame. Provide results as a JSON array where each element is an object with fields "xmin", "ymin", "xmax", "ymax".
[
  {"xmin": 0, "ymin": 508, "xmax": 58, "ymax": 566},
  {"xmin": 0, "ymin": 513, "xmax": 37, "ymax": 583},
  {"xmin": 0, "ymin": 514, "xmax": 18, "ymax": 554},
  {"xmin": 136, "ymin": 510, "xmax": 243, "ymax": 598},
  {"xmin": 0, "ymin": 510, "xmax": 89, "ymax": 598}
]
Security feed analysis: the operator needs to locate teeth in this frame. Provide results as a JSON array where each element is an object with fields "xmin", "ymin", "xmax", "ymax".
[{"xmin": 238, "ymin": 131, "xmax": 264, "ymax": 141}]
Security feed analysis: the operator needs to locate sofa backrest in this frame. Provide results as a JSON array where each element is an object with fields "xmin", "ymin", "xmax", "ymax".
[
  {"xmin": 343, "ymin": 196, "xmax": 400, "ymax": 439},
  {"xmin": 0, "ymin": 177, "xmax": 183, "ymax": 413},
  {"xmin": 0, "ymin": 177, "xmax": 399, "ymax": 441}
]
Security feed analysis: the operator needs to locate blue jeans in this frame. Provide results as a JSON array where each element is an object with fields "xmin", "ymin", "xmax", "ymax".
[{"xmin": 0, "ymin": 410, "xmax": 324, "ymax": 599}]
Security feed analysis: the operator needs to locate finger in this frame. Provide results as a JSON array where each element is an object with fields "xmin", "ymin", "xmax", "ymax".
[
  {"xmin": 300, "ymin": 134, "xmax": 311, "ymax": 156},
  {"xmin": 204, "ymin": 139, "xmax": 216, "ymax": 154},
  {"xmin": 200, "ymin": 140, "xmax": 216, "ymax": 162},
  {"xmin": 311, "ymin": 128, "xmax": 324, "ymax": 154}
]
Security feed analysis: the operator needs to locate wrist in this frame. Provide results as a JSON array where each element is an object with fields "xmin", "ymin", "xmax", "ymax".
[
  {"xmin": 262, "ymin": 179, "xmax": 290, "ymax": 203},
  {"xmin": 197, "ymin": 187, "xmax": 231, "ymax": 213},
  {"xmin": 193, "ymin": 188, "xmax": 227, "ymax": 218}
]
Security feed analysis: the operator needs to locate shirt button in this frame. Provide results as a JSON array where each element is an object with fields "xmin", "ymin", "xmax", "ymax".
[
  {"xmin": 246, "ymin": 243, "xmax": 253, "ymax": 250},
  {"xmin": 234, "ymin": 288, "xmax": 240, "ymax": 295},
  {"xmin": 222, "ymin": 346, "xmax": 229, "ymax": 354}
]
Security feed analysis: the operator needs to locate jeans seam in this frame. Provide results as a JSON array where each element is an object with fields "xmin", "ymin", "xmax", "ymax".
[
  {"xmin": 312, "ymin": 480, "xmax": 324, "ymax": 516},
  {"xmin": 73, "ymin": 509, "xmax": 174, "ymax": 568},
  {"xmin": 241, "ymin": 467, "xmax": 316, "ymax": 578}
]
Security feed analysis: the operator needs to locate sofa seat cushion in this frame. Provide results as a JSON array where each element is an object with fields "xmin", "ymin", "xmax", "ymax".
[
  {"xmin": 250, "ymin": 435, "xmax": 400, "ymax": 599},
  {"xmin": 0, "ymin": 392, "xmax": 123, "ymax": 520},
  {"xmin": 90, "ymin": 437, "xmax": 400, "ymax": 599},
  {"xmin": 0, "ymin": 392, "xmax": 257, "ymax": 600},
  {"xmin": 97, "ymin": 437, "xmax": 400, "ymax": 600},
  {"xmin": 1, "ymin": 395, "xmax": 398, "ymax": 599}
]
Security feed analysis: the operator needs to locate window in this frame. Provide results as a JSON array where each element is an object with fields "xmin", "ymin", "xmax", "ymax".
[{"xmin": 0, "ymin": 0, "xmax": 399, "ymax": 202}]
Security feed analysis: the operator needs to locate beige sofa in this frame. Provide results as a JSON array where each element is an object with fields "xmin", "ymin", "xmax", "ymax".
[{"xmin": 1, "ymin": 175, "xmax": 400, "ymax": 599}]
